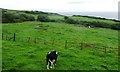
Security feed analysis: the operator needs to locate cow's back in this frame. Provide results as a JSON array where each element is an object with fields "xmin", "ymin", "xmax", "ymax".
[{"xmin": 49, "ymin": 51, "xmax": 57, "ymax": 60}]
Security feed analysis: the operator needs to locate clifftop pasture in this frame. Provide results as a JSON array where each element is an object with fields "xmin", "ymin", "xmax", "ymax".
[{"xmin": 2, "ymin": 21, "xmax": 118, "ymax": 70}]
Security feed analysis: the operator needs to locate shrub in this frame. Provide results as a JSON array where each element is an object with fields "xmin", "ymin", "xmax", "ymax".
[
  {"xmin": 110, "ymin": 24, "xmax": 120, "ymax": 30},
  {"xmin": 2, "ymin": 12, "xmax": 35, "ymax": 23},
  {"xmin": 18, "ymin": 13, "xmax": 35, "ymax": 21},
  {"xmin": 2, "ymin": 12, "xmax": 15, "ymax": 23},
  {"xmin": 64, "ymin": 17, "xmax": 78, "ymax": 24},
  {"xmin": 64, "ymin": 16, "xmax": 69, "ymax": 20},
  {"xmin": 37, "ymin": 14, "xmax": 50, "ymax": 22}
]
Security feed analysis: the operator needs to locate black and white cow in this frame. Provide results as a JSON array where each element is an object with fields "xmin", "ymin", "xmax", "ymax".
[{"xmin": 46, "ymin": 50, "xmax": 58, "ymax": 70}]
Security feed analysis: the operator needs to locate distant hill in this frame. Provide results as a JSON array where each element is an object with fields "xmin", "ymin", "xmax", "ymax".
[{"xmin": 1, "ymin": 8, "xmax": 120, "ymax": 30}]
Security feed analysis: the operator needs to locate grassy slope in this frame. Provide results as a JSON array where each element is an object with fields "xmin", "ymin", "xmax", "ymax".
[
  {"xmin": 70, "ymin": 16, "xmax": 119, "ymax": 25},
  {"xmin": 30, "ymin": 13, "xmax": 64, "ymax": 20},
  {"xmin": 4, "ymin": 8, "xmax": 119, "ymax": 25},
  {"xmin": 2, "ymin": 22, "xmax": 118, "ymax": 70}
]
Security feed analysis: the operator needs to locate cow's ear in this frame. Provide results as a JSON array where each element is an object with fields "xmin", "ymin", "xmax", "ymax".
[
  {"xmin": 48, "ymin": 52, "xmax": 51, "ymax": 54},
  {"xmin": 56, "ymin": 52, "xmax": 58, "ymax": 54}
]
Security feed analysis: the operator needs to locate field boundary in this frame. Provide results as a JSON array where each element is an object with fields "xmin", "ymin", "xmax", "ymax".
[{"xmin": 2, "ymin": 33, "xmax": 116, "ymax": 54}]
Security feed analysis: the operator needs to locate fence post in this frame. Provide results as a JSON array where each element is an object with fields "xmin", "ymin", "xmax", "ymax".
[
  {"xmin": 34, "ymin": 37, "xmax": 37, "ymax": 44},
  {"xmin": 2, "ymin": 33, "xmax": 3, "ymax": 40},
  {"xmin": 52, "ymin": 39, "xmax": 54, "ymax": 46},
  {"xmin": 81, "ymin": 43, "xmax": 83, "ymax": 50},
  {"xmin": 13, "ymin": 33, "xmax": 15, "ymax": 41},
  {"xmin": 104, "ymin": 46, "xmax": 106, "ymax": 54},
  {"xmin": 28, "ymin": 37, "xmax": 30, "ymax": 43},
  {"xmin": 65, "ymin": 40, "xmax": 67, "ymax": 49},
  {"xmin": 44, "ymin": 39, "xmax": 46, "ymax": 45},
  {"xmin": 6, "ymin": 35, "xmax": 7, "ymax": 40}
]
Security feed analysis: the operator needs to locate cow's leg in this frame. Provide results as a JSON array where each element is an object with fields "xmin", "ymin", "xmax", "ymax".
[
  {"xmin": 54, "ymin": 59, "xmax": 57, "ymax": 65},
  {"xmin": 50, "ymin": 62, "xmax": 55, "ymax": 69},
  {"xmin": 54, "ymin": 54, "xmax": 58, "ymax": 65},
  {"xmin": 50, "ymin": 62, "xmax": 53, "ymax": 69},
  {"xmin": 52, "ymin": 63, "xmax": 54, "ymax": 69},
  {"xmin": 51, "ymin": 60, "xmax": 55, "ymax": 69},
  {"xmin": 47, "ymin": 62, "xmax": 50, "ymax": 70}
]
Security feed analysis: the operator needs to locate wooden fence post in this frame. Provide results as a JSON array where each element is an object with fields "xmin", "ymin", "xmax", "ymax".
[
  {"xmin": 104, "ymin": 46, "xmax": 106, "ymax": 54},
  {"xmin": 6, "ymin": 35, "xmax": 7, "ymax": 40},
  {"xmin": 65, "ymin": 40, "xmax": 67, "ymax": 48},
  {"xmin": 13, "ymin": 33, "xmax": 15, "ymax": 41},
  {"xmin": 28, "ymin": 37, "xmax": 30, "ymax": 43},
  {"xmin": 34, "ymin": 37, "xmax": 37, "ymax": 44},
  {"xmin": 81, "ymin": 43, "xmax": 83, "ymax": 50},
  {"xmin": 2, "ymin": 33, "xmax": 3, "ymax": 40},
  {"xmin": 44, "ymin": 39, "xmax": 46, "ymax": 45},
  {"xmin": 52, "ymin": 39, "xmax": 54, "ymax": 46}
]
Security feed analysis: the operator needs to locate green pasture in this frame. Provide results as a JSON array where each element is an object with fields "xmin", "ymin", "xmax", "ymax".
[{"xmin": 2, "ymin": 22, "xmax": 118, "ymax": 70}]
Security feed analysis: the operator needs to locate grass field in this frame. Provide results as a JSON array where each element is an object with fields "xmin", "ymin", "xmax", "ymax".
[
  {"xmin": 2, "ymin": 21, "xmax": 118, "ymax": 70},
  {"xmin": 70, "ymin": 16, "xmax": 119, "ymax": 25}
]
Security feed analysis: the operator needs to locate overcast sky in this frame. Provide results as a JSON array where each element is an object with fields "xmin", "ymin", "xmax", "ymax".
[
  {"xmin": 0, "ymin": 0, "xmax": 119, "ymax": 12},
  {"xmin": 0, "ymin": 0, "xmax": 119, "ymax": 19}
]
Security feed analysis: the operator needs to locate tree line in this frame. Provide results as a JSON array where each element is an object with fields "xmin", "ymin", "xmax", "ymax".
[
  {"xmin": 64, "ymin": 16, "xmax": 120, "ymax": 30},
  {"xmin": 2, "ymin": 10, "xmax": 35, "ymax": 23},
  {"xmin": 2, "ymin": 9, "xmax": 120, "ymax": 30},
  {"xmin": 2, "ymin": 9, "xmax": 63, "ymax": 23}
]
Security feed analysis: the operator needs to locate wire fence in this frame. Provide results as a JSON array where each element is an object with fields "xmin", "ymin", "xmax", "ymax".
[{"xmin": 2, "ymin": 33, "xmax": 117, "ymax": 55}]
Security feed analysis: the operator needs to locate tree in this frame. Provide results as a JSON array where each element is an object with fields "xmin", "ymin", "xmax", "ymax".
[
  {"xmin": 64, "ymin": 16, "xmax": 68, "ymax": 20},
  {"xmin": 2, "ymin": 11, "xmax": 35, "ymax": 23},
  {"xmin": 2, "ymin": 12, "xmax": 15, "ymax": 23},
  {"xmin": 64, "ymin": 16, "xmax": 78, "ymax": 24},
  {"xmin": 37, "ymin": 14, "xmax": 50, "ymax": 22}
]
